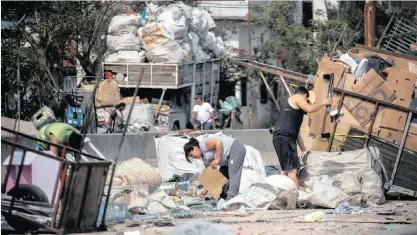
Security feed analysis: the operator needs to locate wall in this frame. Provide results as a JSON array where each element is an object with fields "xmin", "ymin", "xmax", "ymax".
[{"xmin": 1, "ymin": 129, "xmax": 276, "ymax": 180}]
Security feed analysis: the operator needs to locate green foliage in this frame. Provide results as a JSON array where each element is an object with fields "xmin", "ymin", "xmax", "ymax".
[{"xmin": 251, "ymin": 1, "xmax": 364, "ymax": 74}]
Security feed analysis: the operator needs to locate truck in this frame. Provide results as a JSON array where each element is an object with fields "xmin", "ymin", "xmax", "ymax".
[{"xmin": 100, "ymin": 58, "xmax": 221, "ymax": 132}]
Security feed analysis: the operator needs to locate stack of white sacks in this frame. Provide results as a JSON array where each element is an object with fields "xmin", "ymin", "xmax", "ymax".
[{"xmin": 104, "ymin": 2, "xmax": 225, "ymax": 64}]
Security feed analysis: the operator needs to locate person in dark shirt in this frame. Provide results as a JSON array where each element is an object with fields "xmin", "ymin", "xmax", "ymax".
[{"xmin": 272, "ymin": 86, "xmax": 332, "ymax": 188}]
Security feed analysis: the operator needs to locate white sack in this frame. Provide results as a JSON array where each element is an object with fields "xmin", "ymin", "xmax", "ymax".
[
  {"xmin": 222, "ymin": 183, "xmax": 276, "ymax": 210},
  {"xmin": 122, "ymin": 104, "xmax": 154, "ymax": 127},
  {"xmin": 105, "ymin": 51, "xmax": 146, "ymax": 63},
  {"xmin": 108, "ymin": 14, "xmax": 140, "ymax": 36},
  {"xmin": 107, "ymin": 158, "xmax": 162, "ymax": 187},
  {"xmin": 301, "ymin": 147, "xmax": 385, "ymax": 205},
  {"xmin": 240, "ymin": 145, "xmax": 266, "ymax": 193},
  {"xmin": 306, "ymin": 175, "xmax": 350, "ymax": 209},
  {"xmin": 214, "ymin": 37, "xmax": 226, "ymax": 57},
  {"xmin": 265, "ymin": 175, "xmax": 298, "ymax": 210},
  {"xmin": 147, "ymin": 3, "xmax": 166, "ymax": 21},
  {"xmin": 138, "ymin": 22, "xmax": 170, "ymax": 50},
  {"xmin": 107, "ymin": 33, "xmax": 142, "ymax": 53},
  {"xmin": 190, "ymin": 8, "xmax": 215, "ymax": 38},
  {"xmin": 157, "ymin": 4, "xmax": 189, "ymax": 44},
  {"xmin": 189, "ymin": 32, "xmax": 210, "ymax": 61},
  {"xmin": 127, "ymin": 186, "xmax": 177, "ymax": 214},
  {"xmin": 156, "ymin": 134, "xmax": 206, "ymax": 182},
  {"xmin": 145, "ymin": 39, "xmax": 187, "ymax": 63},
  {"xmin": 180, "ymin": 42, "xmax": 193, "ymax": 63},
  {"xmin": 202, "ymin": 31, "xmax": 216, "ymax": 51}
]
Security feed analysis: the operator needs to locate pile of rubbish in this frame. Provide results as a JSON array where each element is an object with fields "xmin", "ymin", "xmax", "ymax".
[
  {"xmin": 104, "ymin": 2, "xmax": 225, "ymax": 64},
  {"xmin": 101, "ymin": 131, "xmax": 389, "ymax": 227},
  {"xmin": 305, "ymin": 45, "xmax": 417, "ymax": 153}
]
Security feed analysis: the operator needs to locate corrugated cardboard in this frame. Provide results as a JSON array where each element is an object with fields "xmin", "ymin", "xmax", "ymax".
[
  {"xmin": 199, "ymin": 167, "xmax": 228, "ymax": 200},
  {"xmin": 316, "ymin": 57, "xmax": 346, "ymax": 91},
  {"xmin": 379, "ymin": 127, "xmax": 417, "ymax": 152},
  {"xmin": 410, "ymin": 62, "xmax": 417, "ymax": 74},
  {"xmin": 380, "ymin": 108, "xmax": 407, "ymax": 131},
  {"xmin": 311, "ymin": 139, "xmax": 329, "ymax": 151},
  {"xmin": 337, "ymin": 73, "xmax": 356, "ymax": 91},
  {"xmin": 386, "ymin": 68, "xmax": 417, "ymax": 108},
  {"xmin": 344, "ymin": 69, "xmax": 396, "ymax": 126}
]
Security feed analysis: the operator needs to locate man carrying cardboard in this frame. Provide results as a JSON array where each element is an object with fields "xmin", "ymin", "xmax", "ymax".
[{"xmin": 272, "ymin": 86, "xmax": 332, "ymax": 188}]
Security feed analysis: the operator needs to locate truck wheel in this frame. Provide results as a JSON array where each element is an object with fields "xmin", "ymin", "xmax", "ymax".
[{"xmin": 6, "ymin": 184, "xmax": 49, "ymax": 233}]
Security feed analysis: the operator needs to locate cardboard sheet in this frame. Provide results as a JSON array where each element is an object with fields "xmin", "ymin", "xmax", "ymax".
[
  {"xmin": 344, "ymin": 69, "xmax": 396, "ymax": 126},
  {"xmin": 199, "ymin": 167, "xmax": 228, "ymax": 200},
  {"xmin": 386, "ymin": 68, "xmax": 417, "ymax": 108},
  {"xmin": 378, "ymin": 127, "xmax": 417, "ymax": 152},
  {"xmin": 380, "ymin": 108, "xmax": 407, "ymax": 131}
]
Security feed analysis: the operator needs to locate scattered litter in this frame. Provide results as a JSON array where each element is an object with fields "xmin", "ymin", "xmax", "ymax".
[
  {"xmin": 328, "ymin": 202, "xmax": 364, "ymax": 214},
  {"xmin": 97, "ymin": 202, "xmax": 133, "ymax": 224},
  {"xmin": 122, "ymin": 231, "xmax": 141, "ymax": 235},
  {"xmin": 396, "ymin": 203, "xmax": 407, "ymax": 208},
  {"xmin": 380, "ymin": 224, "xmax": 397, "ymax": 231},
  {"xmin": 296, "ymin": 211, "xmax": 325, "ymax": 223}
]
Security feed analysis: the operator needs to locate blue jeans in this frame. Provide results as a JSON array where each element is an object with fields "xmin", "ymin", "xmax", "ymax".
[{"xmin": 194, "ymin": 120, "xmax": 212, "ymax": 130}]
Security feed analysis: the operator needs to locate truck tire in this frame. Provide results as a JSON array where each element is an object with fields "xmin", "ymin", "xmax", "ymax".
[{"xmin": 6, "ymin": 184, "xmax": 49, "ymax": 233}]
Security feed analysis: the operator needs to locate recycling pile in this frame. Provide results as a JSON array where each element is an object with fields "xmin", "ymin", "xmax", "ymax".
[{"xmin": 104, "ymin": 2, "xmax": 225, "ymax": 64}]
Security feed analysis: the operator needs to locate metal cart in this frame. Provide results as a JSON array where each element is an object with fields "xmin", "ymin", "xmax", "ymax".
[{"xmin": 1, "ymin": 127, "xmax": 113, "ymax": 234}]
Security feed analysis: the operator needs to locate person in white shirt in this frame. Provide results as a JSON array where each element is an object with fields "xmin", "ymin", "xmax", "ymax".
[{"xmin": 192, "ymin": 95, "xmax": 215, "ymax": 130}]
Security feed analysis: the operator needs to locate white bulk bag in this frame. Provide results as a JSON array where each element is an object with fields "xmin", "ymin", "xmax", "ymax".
[
  {"xmin": 108, "ymin": 14, "xmax": 140, "ymax": 36},
  {"xmin": 105, "ymin": 51, "xmax": 146, "ymax": 63},
  {"xmin": 145, "ymin": 39, "xmax": 187, "ymax": 63},
  {"xmin": 107, "ymin": 33, "xmax": 142, "ymax": 53}
]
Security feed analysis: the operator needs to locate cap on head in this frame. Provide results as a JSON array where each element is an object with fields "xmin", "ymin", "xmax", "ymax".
[{"xmin": 194, "ymin": 95, "xmax": 203, "ymax": 100}]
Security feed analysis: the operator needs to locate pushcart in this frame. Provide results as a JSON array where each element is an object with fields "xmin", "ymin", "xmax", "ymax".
[{"xmin": 1, "ymin": 127, "xmax": 112, "ymax": 234}]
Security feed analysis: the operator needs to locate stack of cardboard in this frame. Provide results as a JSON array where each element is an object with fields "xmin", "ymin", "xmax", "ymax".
[{"xmin": 303, "ymin": 45, "xmax": 417, "ymax": 153}]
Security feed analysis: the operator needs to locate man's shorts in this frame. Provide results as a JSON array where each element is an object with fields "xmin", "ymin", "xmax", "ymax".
[{"xmin": 272, "ymin": 135, "xmax": 300, "ymax": 171}]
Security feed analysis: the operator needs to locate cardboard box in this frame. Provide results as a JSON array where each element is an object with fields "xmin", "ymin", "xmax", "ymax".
[
  {"xmin": 344, "ymin": 69, "xmax": 396, "ymax": 126},
  {"xmin": 316, "ymin": 57, "xmax": 346, "ymax": 91},
  {"xmin": 380, "ymin": 108, "xmax": 407, "ymax": 131},
  {"xmin": 379, "ymin": 127, "xmax": 417, "ymax": 152},
  {"xmin": 386, "ymin": 68, "xmax": 417, "ymax": 99},
  {"xmin": 311, "ymin": 139, "xmax": 330, "ymax": 151},
  {"xmin": 391, "ymin": 97, "xmax": 412, "ymax": 108},
  {"xmin": 337, "ymin": 73, "xmax": 356, "ymax": 92}
]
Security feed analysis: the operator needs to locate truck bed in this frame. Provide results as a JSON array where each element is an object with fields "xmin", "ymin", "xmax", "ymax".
[{"xmin": 103, "ymin": 59, "xmax": 220, "ymax": 90}]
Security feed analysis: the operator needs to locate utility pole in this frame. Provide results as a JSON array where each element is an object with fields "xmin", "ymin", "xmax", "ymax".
[
  {"xmin": 247, "ymin": 0, "xmax": 252, "ymax": 60},
  {"xmin": 364, "ymin": 0, "xmax": 376, "ymax": 47}
]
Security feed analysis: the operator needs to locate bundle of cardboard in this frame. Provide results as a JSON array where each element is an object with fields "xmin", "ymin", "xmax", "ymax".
[{"xmin": 300, "ymin": 45, "xmax": 417, "ymax": 153}]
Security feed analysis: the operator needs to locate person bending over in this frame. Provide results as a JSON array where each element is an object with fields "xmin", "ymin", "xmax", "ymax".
[{"xmin": 183, "ymin": 136, "xmax": 246, "ymax": 200}]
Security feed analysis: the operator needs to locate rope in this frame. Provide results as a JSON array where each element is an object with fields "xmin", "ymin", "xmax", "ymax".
[{"xmin": 299, "ymin": 127, "xmax": 368, "ymax": 138}]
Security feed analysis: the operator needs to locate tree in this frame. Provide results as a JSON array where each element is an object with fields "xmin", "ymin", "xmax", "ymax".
[{"xmin": 1, "ymin": 1, "xmax": 144, "ymax": 120}]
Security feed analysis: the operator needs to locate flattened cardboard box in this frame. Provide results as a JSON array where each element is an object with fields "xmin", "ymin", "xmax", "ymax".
[
  {"xmin": 199, "ymin": 167, "xmax": 228, "ymax": 200},
  {"xmin": 378, "ymin": 127, "xmax": 417, "ymax": 152},
  {"xmin": 315, "ymin": 57, "xmax": 346, "ymax": 90},
  {"xmin": 386, "ymin": 68, "xmax": 417, "ymax": 108},
  {"xmin": 344, "ymin": 69, "xmax": 396, "ymax": 127},
  {"xmin": 381, "ymin": 108, "xmax": 407, "ymax": 131}
]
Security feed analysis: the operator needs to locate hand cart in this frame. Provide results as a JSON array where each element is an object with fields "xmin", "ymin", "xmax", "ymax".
[{"xmin": 1, "ymin": 127, "xmax": 113, "ymax": 234}]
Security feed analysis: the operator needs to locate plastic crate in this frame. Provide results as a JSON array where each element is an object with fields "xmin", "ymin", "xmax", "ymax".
[
  {"xmin": 66, "ymin": 106, "xmax": 84, "ymax": 127},
  {"xmin": 31, "ymin": 106, "xmax": 56, "ymax": 129}
]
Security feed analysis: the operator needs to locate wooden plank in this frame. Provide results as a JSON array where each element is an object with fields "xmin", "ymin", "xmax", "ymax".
[
  {"xmin": 61, "ymin": 165, "xmax": 89, "ymax": 229},
  {"xmin": 79, "ymin": 165, "xmax": 107, "ymax": 228}
]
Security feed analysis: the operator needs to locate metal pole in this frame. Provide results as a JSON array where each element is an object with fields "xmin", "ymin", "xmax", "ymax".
[
  {"xmin": 154, "ymin": 88, "xmax": 167, "ymax": 123},
  {"xmin": 259, "ymin": 71, "xmax": 280, "ymax": 111},
  {"xmin": 364, "ymin": 103, "xmax": 379, "ymax": 147},
  {"xmin": 328, "ymin": 92, "xmax": 345, "ymax": 152},
  {"xmin": 390, "ymin": 111, "xmax": 413, "ymax": 186},
  {"xmin": 101, "ymin": 68, "xmax": 144, "ymax": 227},
  {"xmin": 248, "ymin": 0, "xmax": 252, "ymax": 60}
]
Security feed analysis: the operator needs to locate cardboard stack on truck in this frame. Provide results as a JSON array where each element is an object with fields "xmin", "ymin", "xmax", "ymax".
[
  {"xmin": 300, "ymin": 45, "xmax": 417, "ymax": 153},
  {"xmin": 91, "ymin": 2, "xmax": 224, "ymax": 132}
]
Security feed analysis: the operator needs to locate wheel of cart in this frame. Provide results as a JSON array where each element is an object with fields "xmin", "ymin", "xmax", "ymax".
[
  {"xmin": 4, "ymin": 184, "xmax": 49, "ymax": 233},
  {"xmin": 1, "ymin": 127, "xmax": 113, "ymax": 234}
]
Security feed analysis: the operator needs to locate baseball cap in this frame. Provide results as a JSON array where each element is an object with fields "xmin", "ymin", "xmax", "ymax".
[{"xmin": 194, "ymin": 95, "xmax": 203, "ymax": 100}]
